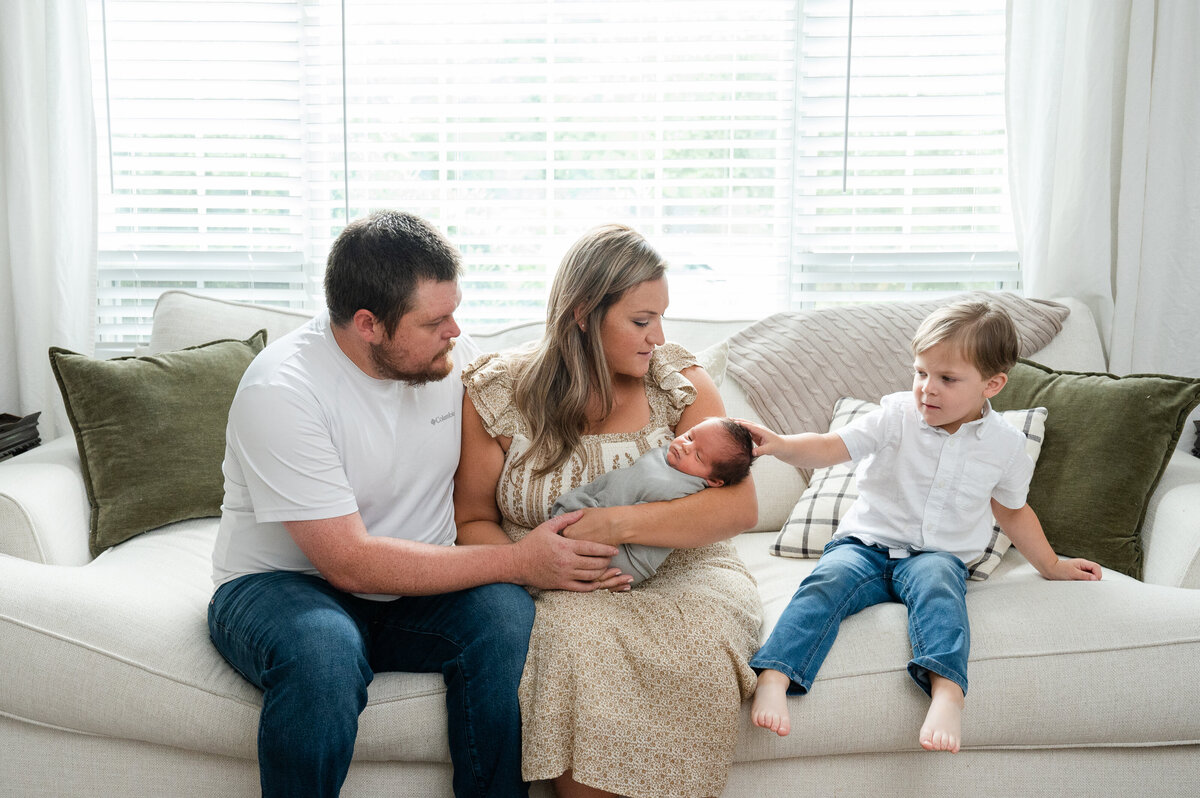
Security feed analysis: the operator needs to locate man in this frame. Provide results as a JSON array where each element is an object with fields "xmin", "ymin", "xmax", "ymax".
[{"xmin": 208, "ymin": 210, "xmax": 623, "ymax": 797}]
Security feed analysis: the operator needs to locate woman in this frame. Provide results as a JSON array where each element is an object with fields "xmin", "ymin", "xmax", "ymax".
[{"xmin": 454, "ymin": 224, "xmax": 763, "ymax": 798}]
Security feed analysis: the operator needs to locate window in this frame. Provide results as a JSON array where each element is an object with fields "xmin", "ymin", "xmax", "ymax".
[{"xmin": 88, "ymin": 0, "xmax": 1015, "ymax": 353}]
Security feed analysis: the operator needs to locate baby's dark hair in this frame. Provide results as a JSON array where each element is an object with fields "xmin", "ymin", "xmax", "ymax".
[{"xmin": 710, "ymin": 418, "xmax": 758, "ymax": 487}]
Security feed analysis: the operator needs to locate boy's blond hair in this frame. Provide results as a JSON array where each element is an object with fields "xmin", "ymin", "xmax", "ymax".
[{"xmin": 910, "ymin": 300, "xmax": 1020, "ymax": 378}]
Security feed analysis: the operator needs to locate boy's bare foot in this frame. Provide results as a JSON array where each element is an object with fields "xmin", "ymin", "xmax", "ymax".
[
  {"xmin": 751, "ymin": 669, "xmax": 793, "ymax": 737},
  {"xmin": 919, "ymin": 675, "xmax": 964, "ymax": 753}
]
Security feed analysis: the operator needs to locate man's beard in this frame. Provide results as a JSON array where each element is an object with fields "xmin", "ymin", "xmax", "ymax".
[{"xmin": 369, "ymin": 339, "xmax": 456, "ymax": 386}]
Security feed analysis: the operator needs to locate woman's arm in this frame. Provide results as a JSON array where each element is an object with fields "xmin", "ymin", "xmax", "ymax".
[
  {"xmin": 453, "ymin": 392, "xmax": 513, "ymax": 546},
  {"xmin": 454, "ymin": 392, "xmax": 630, "ymax": 591},
  {"xmin": 563, "ymin": 363, "xmax": 758, "ymax": 549}
]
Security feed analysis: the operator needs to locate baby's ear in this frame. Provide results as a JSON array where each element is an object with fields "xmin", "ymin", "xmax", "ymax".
[{"xmin": 705, "ymin": 476, "xmax": 726, "ymax": 488}]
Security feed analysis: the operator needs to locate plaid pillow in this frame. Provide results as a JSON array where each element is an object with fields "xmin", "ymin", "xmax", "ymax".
[{"xmin": 770, "ymin": 397, "xmax": 1048, "ymax": 581}]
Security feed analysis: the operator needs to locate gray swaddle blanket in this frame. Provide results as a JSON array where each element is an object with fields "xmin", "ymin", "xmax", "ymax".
[{"xmin": 551, "ymin": 445, "xmax": 707, "ymax": 585}]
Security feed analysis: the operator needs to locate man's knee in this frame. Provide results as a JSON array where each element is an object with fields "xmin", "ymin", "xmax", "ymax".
[
  {"xmin": 458, "ymin": 583, "xmax": 534, "ymax": 675},
  {"xmin": 248, "ymin": 595, "xmax": 372, "ymax": 702},
  {"xmin": 471, "ymin": 583, "xmax": 535, "ymax": 642}
]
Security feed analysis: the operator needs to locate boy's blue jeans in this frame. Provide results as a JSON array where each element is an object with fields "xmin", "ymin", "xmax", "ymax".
[
  {"xmin": 208, "ymin": 571, "xmax": 534, "ymax": 798},
  {"xmin": 750, "ymin": 538, "xmax": 970, "ymax": 697}
]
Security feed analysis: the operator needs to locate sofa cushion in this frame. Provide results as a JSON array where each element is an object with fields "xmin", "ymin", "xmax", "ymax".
[
  {"xmin": 49, "ymin": 331, "xmax": 267, "ymax": 557},
  {"xmin": 724, "ymin": 291, "xmax": 1067, "ymax": 483},
  {"xmin": 990, "ymin": 359, "xmax": 1200, "ymax": 579},
  {"xmin": 0, "ymin": 520, "xmax": 456, "ymax": 762},
  {"xmin": 145, "ymin": 290, "xmax": 311, "ymax": 355},
  {"xmin": 735, "ymin": 530, "xmax": 1200, "ymax": 757},
  {"xmin": 769, "ymin": 398, "xmax": 1047, "ymax": 580}
]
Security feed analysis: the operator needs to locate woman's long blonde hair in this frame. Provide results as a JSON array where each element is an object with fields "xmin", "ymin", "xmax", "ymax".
[{"xmin": 513, "ymin": 224, "xmax": 668, "ymax": 477}]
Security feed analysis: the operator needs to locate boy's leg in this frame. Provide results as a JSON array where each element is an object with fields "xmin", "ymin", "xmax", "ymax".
[
  {"xmin": 208, "ymin": 572, "xmax": 373, "ymax": 798},
  {"xmin": 750, "ymin": 541, "xmax": 891, "ymax": 735},
  {"xmin": 368, "ymin": 582, "xmax": 535, "ymax": 798},
  {"xmin": 893, "ymin": 551, "xmax": 970, "ymax": 753}
]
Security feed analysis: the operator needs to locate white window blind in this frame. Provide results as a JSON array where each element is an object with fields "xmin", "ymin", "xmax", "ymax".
[
  {"xmin": 791, "ymin": 0, "xmax": 1016, "ymax": 306},
  {"xmin": 88, "ymin": 0, "xmax": 1014, "ymax": 351}
]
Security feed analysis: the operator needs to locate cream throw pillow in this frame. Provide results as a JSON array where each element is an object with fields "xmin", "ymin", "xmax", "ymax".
[{"xmin": 770, "ymin": 397, "xmax": 1048, "ymax": 581}]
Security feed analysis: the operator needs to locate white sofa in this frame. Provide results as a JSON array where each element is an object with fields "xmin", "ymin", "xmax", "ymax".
[{"xmin": 3, "ymin": 290, "xmax": 1200, "ymax": 797}]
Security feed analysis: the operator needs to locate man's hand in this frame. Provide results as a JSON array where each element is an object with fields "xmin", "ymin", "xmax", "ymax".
[{"xmin": 515, "ymin": 511, "xmax": 632, "ymax": 592}]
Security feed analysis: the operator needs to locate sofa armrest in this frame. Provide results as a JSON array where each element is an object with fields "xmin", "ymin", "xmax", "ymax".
[
  {"xmin": 1141, "ymin": 450, "xmax": 1200, "ymax": 588},
  {"xmin": 0, "ymin": 436, "xmax": 92, "ymax": 566}
]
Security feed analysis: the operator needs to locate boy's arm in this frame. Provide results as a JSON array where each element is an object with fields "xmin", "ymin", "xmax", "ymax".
[
  {"xmin": 738, "ymin": 419, "xmax": 851, "ymax": 469},
  {"xmin": 990, "ymin": 500, "xmax": 1102, "ymax": 581}
]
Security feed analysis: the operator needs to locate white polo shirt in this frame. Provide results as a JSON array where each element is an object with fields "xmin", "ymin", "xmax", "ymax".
[
  {"xmin": 212, "ymin": 310, "xmax": 480, "ymax": 599},
  {"xmin": 833, "ymin": 391, "xmax": 1034, "ymax": 566}
]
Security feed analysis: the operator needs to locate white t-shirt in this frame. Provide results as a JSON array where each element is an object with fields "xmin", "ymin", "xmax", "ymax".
[
  {"xmin": 212, "ymin": 310, "xmax": 481, "ymax": 599},
  {"xmin": 834, "ymin": 390, "xmax": 1034, "ymax": 566}
]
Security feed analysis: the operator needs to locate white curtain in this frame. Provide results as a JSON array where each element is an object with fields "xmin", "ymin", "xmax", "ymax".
[
  {"xmin": 0, "ymin": 0, "xmax": 97, "ymax": 441},
  {"xmin": 1007, "ymin": 0, "xmax": 1200, "ymax": 377}
]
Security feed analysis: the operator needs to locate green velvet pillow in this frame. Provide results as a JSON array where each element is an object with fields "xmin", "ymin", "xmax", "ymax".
[
  {"xmin": 991, "ymin": 358, "xmax": 1200, "ymax": 579},
  {"xmin": 49, "ymin": 331, "xmax": 267, "ymax": 557}
]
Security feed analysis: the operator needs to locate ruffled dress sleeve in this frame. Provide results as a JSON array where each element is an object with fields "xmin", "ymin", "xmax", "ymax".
[
  {"xmin": 647, "ymin": 342, "xmax": 700, "ymax": 428},
  {"xmin": 462, "ymin": 352, "xmax": 526, "ymax": 438}
]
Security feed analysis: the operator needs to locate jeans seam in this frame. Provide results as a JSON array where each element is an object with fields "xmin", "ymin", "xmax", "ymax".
[
  {"xmin": 894, "ymin": 560, "xmax": 969, "ymax": 694},
  {"xmin": 456, "ymin": 652, "xmax": 486, "ymax": 796},
  {"xmin": 371, "ymin": 612, "xmax": 493, "ymax": 797},
  {"xmin": 794, "ymin": 572, "xmax": 888, "ymax": 687}
]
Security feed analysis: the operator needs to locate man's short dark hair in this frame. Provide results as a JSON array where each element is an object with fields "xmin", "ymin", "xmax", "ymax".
[
  {"xmin": 710, "ymin": 418, "xmax": 757, "ymax": 487},
  {"xmin": 324, "ymin": 210, "xmax": 462, "ymax": 336}
]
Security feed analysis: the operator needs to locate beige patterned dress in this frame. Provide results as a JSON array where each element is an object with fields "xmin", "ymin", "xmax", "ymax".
[{"xmin": 463, "ymin": 343, "xmax": 763, "ymax": 798}]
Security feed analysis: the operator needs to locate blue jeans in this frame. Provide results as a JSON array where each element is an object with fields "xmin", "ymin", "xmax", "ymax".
[
  {"xmin": 750, "ymin": 538, "xmax": 970, "ymax": 697},
  {"xmin": 208, "ymin": 571, "xmax": 534, "ymax": 798}
]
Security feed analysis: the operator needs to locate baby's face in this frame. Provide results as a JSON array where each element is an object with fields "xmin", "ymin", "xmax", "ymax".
[{"xmin": 666, "ymin": 418, "xmax": 732, "ymax": 486}]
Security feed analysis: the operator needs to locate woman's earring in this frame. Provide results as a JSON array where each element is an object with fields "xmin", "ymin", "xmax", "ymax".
[{"xmin": 578, "ymin": 322, "xmax": 586, "ymax": 333}]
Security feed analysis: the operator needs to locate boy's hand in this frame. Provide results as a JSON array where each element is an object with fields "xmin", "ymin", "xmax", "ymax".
[
  {"xmin": 733, "ymin": 418, "xmax": 787, "ymax": 458},
  {"xmin": 1048, "ymin": 557, "xmax": 1103, "ymax": 581},
  {"xmin": 734, "ymin": 418, "xmax": 852, "ymax": 469}
]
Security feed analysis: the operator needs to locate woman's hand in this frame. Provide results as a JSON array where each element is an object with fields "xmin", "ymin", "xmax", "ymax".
[{"xmin": 559, "ymin": 506, "xmax": 629, "ymax": 547}]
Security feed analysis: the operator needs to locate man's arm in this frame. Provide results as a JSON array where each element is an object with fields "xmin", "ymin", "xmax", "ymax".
[{"xmin": 284, "ymin": 510, "xmax": 607, "ymax": 596}]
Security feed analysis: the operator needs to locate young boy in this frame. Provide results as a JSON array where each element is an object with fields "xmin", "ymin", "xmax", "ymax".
[
  {"xmin": 552, "ymin": 416, "xmax": 755, "ymax": 585},
  {"xmin": 742, "ymin": 300, "xmax": 1102, "ymax": 752}
]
